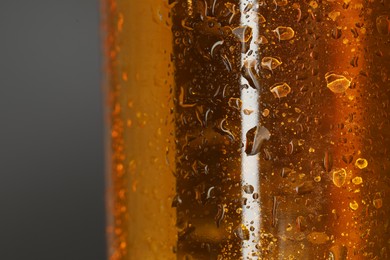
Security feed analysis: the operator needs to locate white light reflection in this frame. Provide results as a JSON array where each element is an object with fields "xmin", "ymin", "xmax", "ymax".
[{"xmin": 240, "ymin": 0, "xmax": 261, "ymax": 259}]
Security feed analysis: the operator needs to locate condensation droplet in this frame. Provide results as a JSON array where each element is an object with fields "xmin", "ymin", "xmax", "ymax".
[
  {"xmin": 355, "ymin": 158, "xmax": 368, "ymax": 169},
  {"xmin": 270, "ymin": 83, "xmax": 291, "ymax": 98},
  {"xmin": 325, "ymin": 73, "xmax": 351, "ymax": 93},
  {"xmin": 243, "ymin": 109, "xmax": 254, "ymax": 115},
  {"xmin": 245, "ymin": 125, "xmax": 271, "ymax": 155},
  {"xmin": 349, "ymin": 200, "xmax": 359, "ymax": 210},
  {"xmin": 243, "ymin": 184, "xmax": 254, "ymax": 194},
  {"xmin": 273, "ymin": 26, "xmax": 295, "ymax": 41},
  {"xmin": 328, "ymin": 11, "xmax": 340, "ymax": 21},
  {"xmin": 234, "ymin": 224, "xmax": 250, "ymax": 240},
  {"xmin": 228, "ymin": 97, "xmax": 242, "ymax": 110},
  {"xmin": 232, "ymin": 25, "xmax": 253, "ymax": 42},
  {"xmin": 373, "ymin": 198, "xmax": 383, "ymax": 209},
  {"xmin": 255, "ymin": 35, "xmax": 268, "ymax": 44},
  {"xmin": 262, "ymin": 108, "xmax": 270, "ymax": 117},
  {"xmin": 332, "ymin": 168, "xmax": 347, "ymax": 187},
  {"xmin": 352, "ymin": 176, "xmax": 363, "ymax": 185},
  {"xmin": 261, "ymin": 57, "xmax": 282, "ymax": 71},
  {"xmin": 376, "ymin": 15, "xmax": 390, "ymax": 35},
  {"xmin": 256, "ymin": 14, "xmax": 266, "ymax": 23}
]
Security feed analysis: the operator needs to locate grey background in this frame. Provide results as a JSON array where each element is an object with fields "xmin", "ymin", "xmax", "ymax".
[{"xmin": 0, "ymin": 1, "xmax": 106, "ymax": 259}]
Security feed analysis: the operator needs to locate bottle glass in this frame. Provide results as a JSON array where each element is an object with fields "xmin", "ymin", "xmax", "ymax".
[{"xmin": 103, "ymin": 0, "xmax": 390, "ymax": 259}]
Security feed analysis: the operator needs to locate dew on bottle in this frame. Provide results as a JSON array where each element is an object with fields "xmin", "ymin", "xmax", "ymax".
[
  {"xmin": 376, "ymin": 15, "xmax": 390, "ymax": 35},
  {"xmin": 332, "ymin": 168, "xmax": 347, "ymax": 187},
  {"xmin": 245, "ymin": 125, "xmax": 271, "ymax": 156},
  {"xmin": 273, "ymin": 26, "xmax": 295, "ymax": 41},
  {"xmin": 325, "ymin": 73, "xmax": 351, "ymax": 93},
  {"xmin": 261, "ymin": 57, "xmax": 282, "ymax": 72},
  {"xmin": 255, "ymin": 35, "xmax": 268, "ymax": 44},
  {"xmin": 352, "ymin": 176, "xmax": 363, "ymax": 185},
  {"xmin": 270, "ymin": 83, "xmax": 291, "ymax": 98},
  {"xmin": 349, "ymin": 200, "xmax": 359, "ymax": 210},
  {"xmin": 328, "ymin": 11, "xmax": 340, "ymax": 21},
  {"xmin": 234, "ymin": 224, "xmax": 250, "ymax": 240},
  {"xmin": 243, "ymin": 184, "xmax": 254, "ymax": 194},
  {"xmin": 232, "ymin": 25, "xmax": 253, "ymax": 43},
  {"xmin": 355, "ymin": 158, "xmax": 368, "ymax": 169}
]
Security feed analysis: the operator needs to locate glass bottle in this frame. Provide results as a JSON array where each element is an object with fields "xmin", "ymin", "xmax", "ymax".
[{"xmin": 103, "ymin": 0, "xmax": 390, "ymax": 259}]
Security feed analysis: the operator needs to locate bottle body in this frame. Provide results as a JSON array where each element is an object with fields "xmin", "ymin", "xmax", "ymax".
[{"xmin": 103, "ymin": 0, "xmax": 390, "ymax": 259}]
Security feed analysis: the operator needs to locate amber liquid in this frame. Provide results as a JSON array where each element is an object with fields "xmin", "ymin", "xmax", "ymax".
[{"xmin": 104, "ymin": 0, "xmax": 390, "ymax": 259}]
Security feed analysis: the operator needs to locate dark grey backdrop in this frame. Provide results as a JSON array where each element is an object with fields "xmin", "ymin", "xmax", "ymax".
[{"xmin": 0, "ymin": 1, "xmax": 106, "ymax": 259}]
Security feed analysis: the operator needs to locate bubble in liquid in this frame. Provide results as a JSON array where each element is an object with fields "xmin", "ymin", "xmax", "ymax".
[
  {"xmin": 325, "ymin": 73, "xmax": 351, "ymax": 93},
  {"xmin": 349, "ymin": 200, "xmax": 359, "ymax": 210},
  {"xmin": 261, "ymin": 57, "xmax": 282, "ymax": 71},
  {"xmin": 332, "ymin": 168, "xmax": 347, "ymax": 187},
  {"xmin": 355, "ymin": 158, "xmax": 368, "ymax": 169},
  {"xmin": 376, "ymin": 15, "xmax": 390, "ymax": 35},
  {"xmin": 273, "ymin": 26, "xmax": 295, "ymax": 41},
  {"xmin": 270, "ymin": 83, "xmax": 291, "ymax": 98}
]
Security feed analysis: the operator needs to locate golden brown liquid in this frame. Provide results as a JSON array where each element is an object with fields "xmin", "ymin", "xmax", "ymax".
[{"xmin": 103, "ymin": 0, "xmax": 390, "ymax": 259}]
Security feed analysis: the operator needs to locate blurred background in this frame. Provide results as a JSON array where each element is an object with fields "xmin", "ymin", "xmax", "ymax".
[{"xmin": 0, "ymin": 1, "xmax": 106, "ymax": 259}]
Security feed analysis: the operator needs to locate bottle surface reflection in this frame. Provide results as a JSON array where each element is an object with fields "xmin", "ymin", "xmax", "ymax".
[{"xmin": 103, "ymin": 0, "xmax": 390, "ymax": 259}]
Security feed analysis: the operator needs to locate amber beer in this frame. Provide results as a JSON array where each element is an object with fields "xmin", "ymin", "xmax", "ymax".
[{"xmin": 103, "ymin": 0, "xmax": 390, "ymax": 259}]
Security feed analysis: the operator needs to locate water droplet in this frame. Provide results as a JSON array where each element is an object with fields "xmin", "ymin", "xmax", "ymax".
[
  {"xmin": 314, "ymin": 176, "xmax": 321, "ymax": 182},
  {"xmin": 243, "ymin": 109, "xmax": 254, "ymax": 115},
  {"xmin": 295, "ymin": 181, "xmax": 314, "ymax": 195},
  {"xmin": 262, "ymin": 109, "xmax": 270, "ymax": 117},
  {"xmin": 228, "ymin": 97, "xmax": 242, "ymax": 110},
  {"xmin": 256, "ymin": 14, "xmax": 266, "ymax": 23},
  {"xmin": 323, "ymin": 151, "xmax": 333, "ymax": 172},
  {"xmin": 352, "ymin": 176, "xmax": 363, "ymax": 185},
  {"xmin": 242, "ymin": 59, "xmax": 260, "ymax": 89},
  {"xmin": 232, "ymin": 25, "xmax": 253, "ymax": 42},
  {"xmin": 243, "ymin": 184, "xmax": 254, "ymax": 194},
  {"xmin": 376, "ymin": 15, "xmax": 390, "ymax": 35},
  {"xmin": 270, "ymin": 83, "xmax": 291, "ymax": 98},
  {"xmin": 325, "ymin": 73, "xmax": 351, "ymax": 93},
  {"xmin": 245, "ymin": 125, "xmax": 271, "ymax": 155},
  {"xmin": 210, "ymin": 40, "xmax": 224, "ymax": 58},
  {"xmin": 373, "ymin": 198, "xmax": 383, "ymax": 209},
  {"xmin": 273, "ymin": 26, "xmax": 295, "ymax": 41},
  {"xmin": 328, "ymin": 11, "xmax": 340, "ymax": 21},
  {"xmin": 332, "ymin": 168, "xmax": 347, "ymax": 187},
  {"xmin": 331, "ymin": 27, "xmax": 342, "ymax": 39},
  {"xmin": 349, "ymin": 200, "xmax": 359, "ymax": 210},
  {"xmin": 261, "ymin": 57, "xmax": 282, "ymax": 71},
  {"xmin": 355, "ymin": 158, "xmax": 368, "ymax": 169},
  {"xmin": 309, "ymin": 1, "xmax": 318, "ymax": 8},
  {"xmin": 254, "ymin": 35, "xmax": 268, "ymax": 44},
  {"xmin": 214, "ymin": 204, "xmax": 226, "ymax": 228},
  {"xmin": 234, "ymin": 224, "xmax": 250, "ymax": 240}
]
